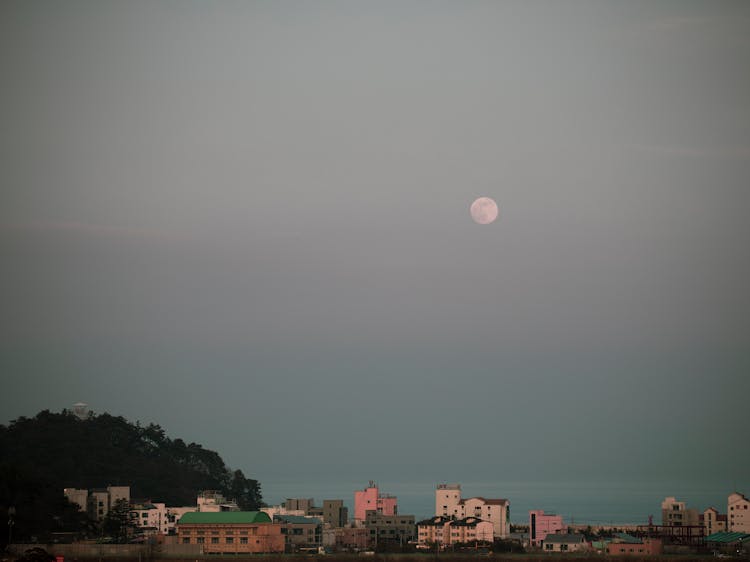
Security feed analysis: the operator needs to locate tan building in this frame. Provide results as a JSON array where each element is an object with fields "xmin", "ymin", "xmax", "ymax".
[
  {"xmin": 702, "ymin": 507, "xmax": 727, "ymax": 535},
  {"xmin": 364, "ymin": 512, "xmax": 415, "ymax": 546},
  {"xmin": 445, "ymin": 517, "xmax": 494, "ymax": 546},
  {"xmin": 177, "ymin": 511, "xmax": 284, "ymax": 554},
  {"xmin": 197, "ymin": 490, "xmax": 239, "ymax": 512},
  {"xmin": 63, "ymin": 488, "xmax": 88, "ymax": 512},
  {"xmin": 435, "ymin": 484, "xmax": 509, "ymax": 538},
  {"xmin": 322, "ymin": 499, "xmax": 349, "ymax": 528},
  {"xmin": 86, "ymin": 485, "xmax": 131, "ymax": 522},
  {"xmin": 274, "ymin": 514, "xmax": 322, "ymax": 550},
  {"xmin": 728, "ymin": 492, "xmax": 750, "ymax": 533},
  {"xmin": 661, "ymin": 496, "xmax": 699, "ymax": 527},
  {"xmin": 417, "ymin": 515, "xmax": 453, "ymax": 546}
]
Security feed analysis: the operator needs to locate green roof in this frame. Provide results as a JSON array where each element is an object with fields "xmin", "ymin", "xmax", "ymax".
[
  {"xmin": 178, "ymin": 511, "xmax": 272, "ymax": 524},
  {"xmin": 705, "ymin": 531, "xmax": 750, "ymax": 544}
]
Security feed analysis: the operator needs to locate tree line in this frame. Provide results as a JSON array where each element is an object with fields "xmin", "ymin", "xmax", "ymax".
[{"xmin": 0, "ymin": 410, "xmax": 263, "ymax": 545}]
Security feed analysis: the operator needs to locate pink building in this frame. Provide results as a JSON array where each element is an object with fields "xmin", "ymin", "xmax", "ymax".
[
  {"xmin": 529, "ymin": 510, "xmax": 564, "ymax": 546},
  {"xmin": 354, "ymin": 481, "xmax": 397, "ymax": 521}
]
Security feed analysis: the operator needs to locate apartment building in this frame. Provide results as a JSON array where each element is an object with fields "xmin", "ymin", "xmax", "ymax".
[
  {"xmin": 354, "ymin": 482, "xmax": 397, "ymax": 521},
  {"xmin": 364, "ymin": 512, "xmax": 415, "ymax": 545},
  {"xmin": 529, "ymin": 510, "xmax": 564, "ymax": 546},
  {"xmin": 661, "ymin": 496, "xmax": 699, "ymax": 527},
  {"xmin": 274, "ymin": 514, "xmax": 322, "ymax": 549},
  {"xmin": 728, "ymin": 492, "xmax": 750, "ymax": 533},
  {"xmin": 435, "ymin": 483, "xmax": 510, "ymax": 538},
  {"xmin": 702, "ymin": 507, "xmax": 727, "ymax": 536}
]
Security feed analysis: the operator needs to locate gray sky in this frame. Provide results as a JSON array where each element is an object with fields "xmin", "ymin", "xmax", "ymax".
[{"xmin": 2, "ymin": 0, "xmax": 749, "ymax": 496}]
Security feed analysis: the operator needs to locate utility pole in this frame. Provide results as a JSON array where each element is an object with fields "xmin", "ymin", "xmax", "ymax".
[{"xmin": 7, "ymin": 506, "xmax": 15, "ymax": 548}]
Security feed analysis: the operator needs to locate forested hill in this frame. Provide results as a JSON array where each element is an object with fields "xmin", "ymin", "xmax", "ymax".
[{"xmin": 0, "ymin": 409, "xmax": 262, "ymax": 512}]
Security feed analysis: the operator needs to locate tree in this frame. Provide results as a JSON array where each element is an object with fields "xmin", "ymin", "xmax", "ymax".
[
  {"xmin": 102, "ymin": 499, "xmax": 133, "ymax": 543},
  {"xmin": 228, "ymin": 469, "xmax": 262, "ymax": 510}
]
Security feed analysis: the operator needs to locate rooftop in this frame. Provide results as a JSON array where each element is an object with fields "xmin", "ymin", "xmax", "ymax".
[
  {"xmin": 544, "ymin": 534, "xmax": 586, "ymax": 544},
  {"xmin": 178, "ymin": 511, "xmax": 272, "ymax": 525}
]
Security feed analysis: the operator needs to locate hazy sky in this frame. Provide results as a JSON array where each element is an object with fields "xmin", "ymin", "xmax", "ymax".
[{"xmin": 2, "ymin": 0, "xmax": 749, "ymax": 499}]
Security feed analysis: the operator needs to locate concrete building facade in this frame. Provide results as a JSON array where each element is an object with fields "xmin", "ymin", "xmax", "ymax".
[
  {"xmin": 322, "ymin": 499, "xmax": 348, "ymax": 528},
  {"xmin": 354, "ymin": 482, "xmax": 397, "ymax": 522},
  {"xmin": 434, "ymin": 483, "xmax": 509, "ymax": 538},
  {"xmin": 728, "ymin": 492, "xmax": 750, "ymax": 533},
  {"xmin": 529, "ymin": 510, "xmax": 564, "ymax": 546},
  {"xmin": 364, "ymin": 512, "xmax": 415, "ymax": 546},
  {"xmin": 661, "ymin": 496, "xmax": 699, "ymax": 527},
  {"xmin": 702, "ymin": 507, "xmax": 728, "ymax": 536},
  {"xmin": 177, "ymin": 511, "xmax": 284, "ymax": 554},
  {"xmin": 542, "ymin": 533, "xmax": 589, "ymax": 552}
]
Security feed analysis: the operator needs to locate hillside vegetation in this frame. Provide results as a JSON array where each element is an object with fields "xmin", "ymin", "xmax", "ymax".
[{"xmin": 0, "ymin": 410, "xmax": 262, "ymax": 543}]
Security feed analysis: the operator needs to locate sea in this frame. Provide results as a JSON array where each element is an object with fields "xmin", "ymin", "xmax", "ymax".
[{"xmin": 261, "ymin": 479, "xmax": 740, "ymax": 526}]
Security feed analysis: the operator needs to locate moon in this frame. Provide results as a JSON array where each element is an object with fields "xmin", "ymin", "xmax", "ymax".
[{"xmin": 470, "ymin": 197, "xmax": 499, "ymax": 225}]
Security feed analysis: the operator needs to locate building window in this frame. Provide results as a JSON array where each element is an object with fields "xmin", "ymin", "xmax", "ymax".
[
  {"xmin": 240, "ymin": 538, "xmax": 248, "ymax": 544},
  {"xmin": 226, "ymin": 538, "xmax": 233, "ymax": 544},
  {"xmin": 226, "ymin": 530, "xmax": 234, "ymax": 535},
  {"xmin": 211, "ymin": 538, "xmax": 219, "ymax": 544},
  {"xmin": 197, "ymin": 538, "xmax": 204, "ymax": 544},
  {"xmin": 182, "ymin": 539, "xmax": 190, "ymax": 544}
]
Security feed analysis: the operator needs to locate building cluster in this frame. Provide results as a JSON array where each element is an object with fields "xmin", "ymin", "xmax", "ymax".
[{"xmin": 62, "ymin": 482, "xmax": 750, "ymax": 555}]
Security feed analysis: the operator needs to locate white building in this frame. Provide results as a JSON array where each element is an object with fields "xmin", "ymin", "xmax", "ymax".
[
  {"xmin": 130, "ymin": 503, "xmax": 197, "ymax": 535},
  {"xmin": 197, "ymin": 490, "xmax": 239, "ymax": 512},
  {"xmin": 64, "ymin": 488, "xmax": 88, "ymax": 512},
  {"xmin": 435, "ymin": 483, "xmax": 509, "ymax": 538},
  {"xmin": 728, "ymin": 492, "xmax": 750, "ymax": 533}
]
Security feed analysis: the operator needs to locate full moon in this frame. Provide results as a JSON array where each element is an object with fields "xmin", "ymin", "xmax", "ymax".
[{"xmin": 470, "ymin": 197, "xmax": 499, "ymax": 224}]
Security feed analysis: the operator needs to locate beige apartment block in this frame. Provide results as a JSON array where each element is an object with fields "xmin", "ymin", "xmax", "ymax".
[
  {"xmin": 435, "ymin": 484, "xmax": 509, "ymax": 538},
  {"xmin": 661, "ymin": 496, "xmax": 699, "ymax": 527},
  {"xmin": 702, "ymin": 507, "xmax": 727, "ymax": 535},
  {"xmin": 728, "ymin": 492, "xmax": 750, "ymax": 533}
]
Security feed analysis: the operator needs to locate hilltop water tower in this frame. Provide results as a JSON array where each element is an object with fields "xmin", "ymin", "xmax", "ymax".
[{"xmin": 72, "ymin": 402, "xmax": 89, "ymax": 420}]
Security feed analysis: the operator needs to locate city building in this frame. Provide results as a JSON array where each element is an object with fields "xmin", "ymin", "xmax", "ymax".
[
  {"xmin": 728, "ymin": 492, "xmax": 750, "ymax": 533},
  {"xmin": 274, "ymin": 514, "xmax": 322, "ymax": 550},
  {"xmin": 529, "ymin": 510, "xmax": 564, "ymax": 546},
  {"xmin": 197, "ymin": 490, "xmax": 239, "ymax": 512},
  {"xmin": 63, "ymin": 488, "xmax": 88, "ymax": 512},
  {"xmin": 286, "ymin": 498, "xmax": 315, "ymax": 514},
  {"xmin": 262, "ymin": 505, "xmax": 306, "ymax": 519},
  {"xmin": 702, "ymin": 507, "xmax": 728, "ymax": 536},
  {"xmin": 542, "ymin": 533, "xmax": 589, "ymax": 552},
  {"xmin": 364, "ymin": 512, "xmax": 415, "ymax": 546},
  {"xmin": 444, "ymin": 517, "xmax": 494, "ymax": 546},
  {"xmin": 434, "ymin": 483, "xmax": 510, "ymax": 538},
  {"xmin": 322, "ymin": 499, "xmax": 349, "ymax": 528},
  {"xmin": 607, "ymin": 534, "xmax": 662, "ymax": 556},
  {"xmin": 86, "ymin": 485, "xmax": 131, "ymax": 521},
  {"xmin": 130, "ymin": 501, "xmax": 169, "ymax": 534},
  {"xmin": 176, "ymin": 511, "xmax": 284, "ymax": 554},
  {"xmin": 417, "ymin": 516, "xmax": 453, "ymax": 546},
  {"xmin": 333, "ymin": 527, "xmax": 369, "ymax": 550},
  {"xmin": 354, "ymin": 482, "xmax": 398, "ymax": 522},
  {"xmin": 661, "ymin": 496, "xmax": 699, "ymax": 527}
]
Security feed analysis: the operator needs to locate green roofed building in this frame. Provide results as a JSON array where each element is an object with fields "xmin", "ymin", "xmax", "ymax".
[
  {"xmin": 177, "ymin": 511, "xmax": 284, "ymax": 554},
  {"xmin": 705, "ymin": 530, "xmax": 750, "ymax": 554},
  {"xmin": 178, "ymin": 511, "xmax": 271, "ymax": 524}
]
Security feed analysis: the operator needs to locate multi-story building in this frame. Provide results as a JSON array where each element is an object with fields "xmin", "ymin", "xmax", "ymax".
[
  {"xmin": 434, "ymin": 483, "xmax": 510, "ymax": 538},
  {"xmin": 364, "ymin": 512, "xmax": 415, "ymax": 546},
  {"xmin": 177, "ymin": 511, "xmax": 284, "ymax": 554},
  {"xmin": 131, "ymin": 502, "xmax": 169, "ymax": 534},
  {"xmin": 661, "ymin": 496, "xmax": 699, "ymax": 527},
  {"xmin": 86, "ymin": 486, "xmax": 131, "ymax": 522},
  {"xmin": 322, "ymin": 500, "xmax": 349, "ymax": 528},
  {"xmin": 702, "ymin": 507, "xmax": 727, "ymax": 536},
  {"xmin": 728, "ymin": 492, "xmax": 750, "ymax": 533},
  {"xmin": 274, "ymin": 515, "xmax": 322, "ymax": 550},
  {"xmin": 444, "ymin": 517, "xmax": 494, "ymax": 546},
  {"xmin": 63, "ymin": 488, "xmax": 88, "ymax": 512},
  {"xmin": 333, "ymin": 527, "xmax": 369, "ymax": 550},
  {"xmin": 417, "ymin": 516, "xmax": 453, "ymax": 546},
  {"xmin": 286, "ymin": 498, "xmax": 315, "ymax": 514},
  {"xmin": 529, "ymin": 510, "xmax": 564, "ymax": 546},
  {"xmin": 355, "ymin": 482, "xmax": 398, "ymax": 522}
]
